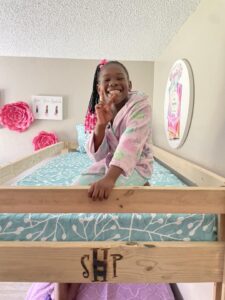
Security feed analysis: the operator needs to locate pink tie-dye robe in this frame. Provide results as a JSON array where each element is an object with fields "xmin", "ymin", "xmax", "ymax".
[
  {"xmin": 86, "ymin": 91, "xmax": 154, "ymax": 179},
  {"xmin": 25, "ymin": 92, "xmax": 171, "ymax": 300}
]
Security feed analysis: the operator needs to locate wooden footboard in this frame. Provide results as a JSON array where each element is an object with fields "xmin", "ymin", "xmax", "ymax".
[
  {"xmin": 0, "ymin": 241, "xmax": 223, "ymax": 284},
  {"xmin": 0, "ymin": 143, "xmax": 225, "ymax": 299},
  {"xmin": 0, "ymin": 186, "xmax": 224, "ymax": 286}
]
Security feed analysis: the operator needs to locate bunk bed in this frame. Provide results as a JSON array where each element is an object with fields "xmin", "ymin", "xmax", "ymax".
[{"xmin": 0, "ymin": 141, "xmax": 224, "ymax": 300}]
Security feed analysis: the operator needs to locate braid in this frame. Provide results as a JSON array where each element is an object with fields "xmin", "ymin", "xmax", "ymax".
[
  {"xmin": 88, "ymin": 65, "xmax": 101, "ymax": 113},
  {"xmin": 84, "ymin": 64, "xmax": 101, "ymax": 133}
]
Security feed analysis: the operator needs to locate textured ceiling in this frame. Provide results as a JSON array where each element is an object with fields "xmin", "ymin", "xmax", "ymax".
[{"xmin": 0, "ymin": 0, "xmax": 201, "ymax": 61}]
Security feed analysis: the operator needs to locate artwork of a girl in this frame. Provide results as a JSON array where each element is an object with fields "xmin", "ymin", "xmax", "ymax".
[{"xmin": 167, "ymin": 63, "xmax": 183, "ymax": 140}]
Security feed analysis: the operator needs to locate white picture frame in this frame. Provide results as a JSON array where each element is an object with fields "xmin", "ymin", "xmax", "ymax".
[
  {"xmin": 32, "ymin": 96, "xmax": 63, "ymax": 120},
  {"xmin": 164, "ymin": 59, "xmax": 194, "ymax": 149}
]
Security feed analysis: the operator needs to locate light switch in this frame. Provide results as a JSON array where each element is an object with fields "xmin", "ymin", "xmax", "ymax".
[{"xmin": 32, "ymin": 96, "xmax": 63, "ymax": 120}]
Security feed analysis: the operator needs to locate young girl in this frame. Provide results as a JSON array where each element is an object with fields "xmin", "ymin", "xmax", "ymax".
[
  {"xmin": 26, "ymin": 61, "xmax": 168, "ymax": 300},
  {"xmin": 55, "ymin": 60, "xmax": 155, "ymax": 299},
  {"xmin": 77, "ymin": 60, "xmax": 153, "ymax": 199}
]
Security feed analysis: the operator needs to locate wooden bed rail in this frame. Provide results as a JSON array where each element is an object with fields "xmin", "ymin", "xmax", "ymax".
[
  {"xmin": 0, "ymin": 241, "xmax": 224, "ymax": 283},
  {"xmin": 0, "ymin": 142, "xmax": 65, "ymax": 185},
  {"xmin": 153, "ymin": 146, "xmax": 225, "ymax": 187},
  {"xmin": 0, "ymin": 186, "xmax": 224, "ymax": 214}
]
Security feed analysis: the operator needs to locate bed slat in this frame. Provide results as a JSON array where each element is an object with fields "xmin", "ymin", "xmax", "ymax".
[
  {"xmin": 0, "ymin": 186, "xmax": 224, "ymax": 213},
  {"xmin": 0, "ymin": 241, "xmax": 224, "ymax": 283}
]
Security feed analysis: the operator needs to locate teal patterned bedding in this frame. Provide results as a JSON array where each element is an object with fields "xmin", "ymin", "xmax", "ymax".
[
  {"xmin": 15, "ymin": 152, "xmax": 186, "ymax": 187},
  {"xmin": 0, "ymin": 152, "xmax": 217, "ymax": 242}
]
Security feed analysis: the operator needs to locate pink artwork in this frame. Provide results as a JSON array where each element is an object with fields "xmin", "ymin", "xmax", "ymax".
[
  {"xmin": 0, "ymin": 101, "xmax": 34, "ymax": 132},
  {"xmin": 164, "ymin": 59, "xmax": 194, "ymax": 149},
  {"xmin": 32, "ymin": 131, "xmax": 59, "ymax": 151},
  {"xmin": 167, "ymin": 63, "xmax": 183, "ymax": 140}
]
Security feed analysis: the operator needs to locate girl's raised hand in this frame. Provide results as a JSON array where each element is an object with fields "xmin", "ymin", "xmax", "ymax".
[{"xmin": 95, "ymin": 89, "xmax": 119, "ymax": 126}]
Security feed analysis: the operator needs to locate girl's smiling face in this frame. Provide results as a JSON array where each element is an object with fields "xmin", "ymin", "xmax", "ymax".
[{"xmin": 97, "ymin": 63, "xmax": 132, "ymax": 107}]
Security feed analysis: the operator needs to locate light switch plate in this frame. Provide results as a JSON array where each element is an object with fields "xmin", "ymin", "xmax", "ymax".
[{"xmin": 32, "ymin": 96, "xmax": 63, "ymax": 120}]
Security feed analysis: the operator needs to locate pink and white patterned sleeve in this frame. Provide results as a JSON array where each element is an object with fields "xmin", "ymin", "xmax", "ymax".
[
  {"xmin": 86, "ymin": 131, "xmax": 109, "ymax": 162},
  {"xmin": 110, "ymin": 101, "xmax": 151, "ymax": 177}
]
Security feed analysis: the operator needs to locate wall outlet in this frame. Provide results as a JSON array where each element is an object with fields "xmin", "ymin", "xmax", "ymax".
[{"xmin": 32, "ymin": 96, "xmax": 63, "ymax": 120}]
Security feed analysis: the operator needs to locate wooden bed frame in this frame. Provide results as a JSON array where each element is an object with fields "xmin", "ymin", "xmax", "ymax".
[{"xmin": 0, "ymin": 142, "xmax": 225, "ymax": 300}]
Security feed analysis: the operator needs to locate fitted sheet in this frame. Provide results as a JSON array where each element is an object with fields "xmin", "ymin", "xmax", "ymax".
[
  {"xmin": 0, "ymin": 152, "xmax": 217, "ymax": 242},
  {"xmin": 14, "ymin": 152, "xmax": 186, "ymax": 187}
]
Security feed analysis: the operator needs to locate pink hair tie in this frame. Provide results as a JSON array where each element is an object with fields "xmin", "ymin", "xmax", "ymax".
[{"xmin": 99, "ymin": 59, "xmax": 108, "ymax": 68}]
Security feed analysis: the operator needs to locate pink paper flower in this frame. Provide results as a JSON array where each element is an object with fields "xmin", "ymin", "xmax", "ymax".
[
  {"xmin": 32, "ymin": 131, "xmax": 59, "ymax": 151},
  {"xmin": 0, "ymin": 101, "xmax": 34, "ymax": 132}
]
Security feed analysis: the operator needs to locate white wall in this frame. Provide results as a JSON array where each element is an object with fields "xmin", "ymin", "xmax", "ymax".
[
  {"xmin": 152, "ymin": 0, "xmax": 225, "ymax": 298},
  {"xmin": 177, "ymin": 283, "xmax": 213, "ymax": 300},
  {"xmin": 153, "ymin": 0, "xmax": 225, "ymax": 178},
  {"xmin": 0, "ymin": 58, "xmax": 154, "ymax": 165}
]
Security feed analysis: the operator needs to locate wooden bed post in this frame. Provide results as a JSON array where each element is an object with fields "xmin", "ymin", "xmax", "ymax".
[{"xmin": 214, "ymin": 214, "xmax": 225, "ymax": 300}]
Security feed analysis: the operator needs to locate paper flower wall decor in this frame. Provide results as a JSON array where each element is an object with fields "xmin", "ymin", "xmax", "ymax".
[
  {"xmin": 0, "ymin": 101, "xmax": 34, "ymax": 132},
  {"xmin": 32, "ymin": 131, "xmax": 59, "ymax": 151}
]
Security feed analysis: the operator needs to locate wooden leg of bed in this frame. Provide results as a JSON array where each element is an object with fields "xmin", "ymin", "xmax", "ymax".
[
  {"xmin": 214, "ymin": 214, "xmax": 225, "ymax": 300},
  {"xmin": 214, "ymin": 283, "xmax": 222, "ymax": 300},
  {"xmin": 215, "ymin": 283, "xmax": 225, "ymax": 300},
  {"xmin": 55, "ymin": 283, "xmax": 81, "ymax": 300},
  {"xmin": 55, "ymin": 283, "xmax": 68, "ymax": 300},
  {"xmin": 222, "ymin": 286, "xmax": 225, "ymax": 300}
]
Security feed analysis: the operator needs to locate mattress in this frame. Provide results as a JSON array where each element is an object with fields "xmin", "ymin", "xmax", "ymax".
[
  {"xmin": 14, "ymin": 152, "xmax": 186, "ymax": 187},
  {"xmin": 0, "ymin": 152, "xmax": 217, "ymax": 242}
]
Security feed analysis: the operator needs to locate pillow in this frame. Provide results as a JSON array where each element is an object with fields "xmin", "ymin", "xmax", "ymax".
[{"xmin": 76, "ymin": 124, "xmax": 90, "ymax": 153}]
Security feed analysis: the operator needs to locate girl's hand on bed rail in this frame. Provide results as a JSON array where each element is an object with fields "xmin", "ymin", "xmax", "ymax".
[
  {"xmin": 88, "ymin": 166, "xmax": 123, "ymax": 200},
  {"xmin": 88, "ymin": 177, "xmax": 115, "ymax": 200}
]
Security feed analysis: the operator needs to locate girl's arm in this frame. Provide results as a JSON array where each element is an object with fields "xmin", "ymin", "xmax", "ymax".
[
  {"xmin": 88, "ymin": 99, "xmax": 152, "ymax": 200},
  {"xmin": 55, "ymin": 283, "xmax": 80, "ymax": 300},
  {"xmin": 87, "ymin": 91, "xmax": 117, "ymax": 157},
  {"xmin": 93, "ymin": 123, "xmax": 107, "ymax": 152},
  {"xmin": 86, "ymin": 102, "xmax": 109, "ymax": 159},
  {"xmin": 93, "ymin": 91, "xmax": 116, "ymax": 151},
  {"xmin": 109, "ymin": 101, "xmax": 152, "ymax": 177}
]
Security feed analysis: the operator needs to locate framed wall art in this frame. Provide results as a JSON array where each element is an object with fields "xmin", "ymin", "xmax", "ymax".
[{"xmin": 164, "ymin": 59, "xmax": 194, "ymax": 149}]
